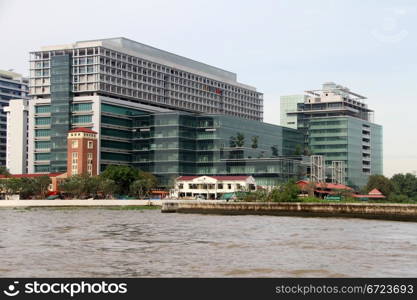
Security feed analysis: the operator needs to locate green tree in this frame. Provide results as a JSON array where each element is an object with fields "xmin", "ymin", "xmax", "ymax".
[
  {"xmin": 59, "ymin": 175, "xmax": 85, "ymax": 198},
  {"xmin": 0, "ymin": 166, "xmax": 10, "ymax": 177},
  {"xmin": 294, "ymin": 144, "xmax": 302, "ymax": 155},
  {"xmin": 229, "ymin": 136, "xmax": 237, "ymax": 148},
  {"xmin": 270, "ymin": 180, "xmax": 300, "ymax": 202},
  {"xmin": 236, "ymin": 132, "xmax": 245, "ymax": 147},
  {"xmin": 32, "ymin": 176, "xmax": 52, "ymax": 199},
  {"xmin": 391, "ymin": 173, "xmax": 417, "ymax": 199},
  {"xmin": 19, "ymin": 178, "xmax": 36, "ymax": 199},
  {"xmin": 99, "ymin": 178, "xmax": 118, "ymax": 199},
  {"xmin": 251, "ymin": 136, "xmax": 258, "ymax": 149},
  {"xmin": 129, "ymin": 171, "xmax": 157, "ymax": 198},
  {"xmin": 271, "ymin": 145, "xmax": 279, "ymax": 157},
  {"xmin": 365, "ymin": 174, "xmax": 394, "ymax": 197},
  {"xmin": 240, "ymin": 189, "xmax": 269, "ymax": 202},
  {"xmin": 101, "ymin": 165, "xmax": 139, "ymax": 194},
  {"xmin": 3, "ymin": 178, "xmax": 23, "ymax": 197}
]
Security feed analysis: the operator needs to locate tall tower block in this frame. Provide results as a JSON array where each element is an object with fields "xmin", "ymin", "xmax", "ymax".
[{"xmin": 67, "ymin": 128, "xmax": 98, "ymax": 177}]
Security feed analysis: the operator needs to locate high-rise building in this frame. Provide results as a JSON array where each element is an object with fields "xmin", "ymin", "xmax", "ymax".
[
  {"xmin": 29, "ymin": 37, "xmax": 263, "ymax": 120},
  {"xmin": 15, "ymin": 37, "xmax": 313, "ymax": 187},
  {"xmin": 27, "ymin": 37, "xmax": 265, "ymax": 174},
  {"xmin": 0, "ymin": 70, "xmax": 29, "ymax": 166},
  {"xmin": 280, "ymin": 95, "xmax": 306, "ymax": 129},
  {"xmin": 280, "ymin": 82, "xmax": 383, "ymax": 188}
]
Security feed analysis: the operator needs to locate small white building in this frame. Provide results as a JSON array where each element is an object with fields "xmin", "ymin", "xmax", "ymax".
[{"xmin": 172, "ymin": 175, "xmax": 256, "ymax": 200}]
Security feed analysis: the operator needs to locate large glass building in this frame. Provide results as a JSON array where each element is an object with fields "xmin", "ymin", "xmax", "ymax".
[
  {"xmin": 24, "ymin": 37, "xmax": 306, "ymax": 186},
  {"xmin": 280, "ymin": 82, "xmax": 383, "ymax": 188},
  {"xmin": 131, "ymin": 112, "xmax": 304, "ymax": 185},
  {"xmin": 28, "ymin": 96, "xmax": 304, "ymax": 186}
]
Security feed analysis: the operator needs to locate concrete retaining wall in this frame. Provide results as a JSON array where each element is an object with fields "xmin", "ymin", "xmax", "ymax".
[
  {"xmin": 161, "ymin": 201, "xmax": 417, "ymax": 221},
  {"xmin": 0, "ymin": 199, "xmax": 163, "ymax": 208}
]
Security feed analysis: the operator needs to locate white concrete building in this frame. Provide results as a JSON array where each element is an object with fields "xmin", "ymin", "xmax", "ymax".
[
  {"xmin": 173, "ymin": 175, "xmax": 256, "ymax": 199},
  {"xmin": 4, "ymin": 99, "xmax": 29, "ymax": 174}
]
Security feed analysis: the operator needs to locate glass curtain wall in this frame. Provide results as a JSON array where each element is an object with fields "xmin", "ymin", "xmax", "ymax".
[{"xmin": 50, "ymin": 54, "xmax": 72, "ymax": 173}]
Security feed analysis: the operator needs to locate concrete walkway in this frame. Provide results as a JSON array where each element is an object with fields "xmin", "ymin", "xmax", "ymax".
[{"xmin": 0, "ymin": 199, "xmax": 164, "ymax": 208}]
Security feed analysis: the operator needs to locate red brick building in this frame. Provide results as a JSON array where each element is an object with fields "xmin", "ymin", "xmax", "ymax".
[{"xmin": 67, "ymin": 128, "xmax": 98, "ymax": 177}]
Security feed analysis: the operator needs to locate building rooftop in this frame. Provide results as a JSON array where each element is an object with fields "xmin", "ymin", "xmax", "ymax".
[
  {"xmin": 0, "ymin": 69, "xmax": 26, "ymax": 81},
  {"xmin": 0, "ymin": 172, "xmax": 64, "ymax": 178},
  {"xmin": 305, "ymin": 81, "xmax": 367, "ymax": 101},
  {"xmin": 38, "ymin": 37, "xmax": 256, "ymax": 90},
  {"xmin": 69, "ymin": 127, "xmax": 97, "ymax": 134},
  {"xmin": 177, "ymin": 175, "xmax": 252, "ymax": 181}
]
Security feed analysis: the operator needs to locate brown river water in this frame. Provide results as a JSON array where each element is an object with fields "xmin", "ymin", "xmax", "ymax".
[{"xmin": 0, "ymin": 208, "xmax": 416, "ymax": 277}]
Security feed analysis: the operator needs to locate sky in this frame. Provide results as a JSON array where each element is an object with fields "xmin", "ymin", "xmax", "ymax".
[{"xmin": 0, "ymin": 0, "xmax": 416, "ymax": 177}]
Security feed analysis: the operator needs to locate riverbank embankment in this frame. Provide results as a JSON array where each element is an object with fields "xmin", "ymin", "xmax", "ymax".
[
  {"xmin": 161, "ymin": 201, "xmax": 417, "ymax": 221},
  {"xmin": 0, "ymin": 199, "xmax": 163, "ymax": 208}
]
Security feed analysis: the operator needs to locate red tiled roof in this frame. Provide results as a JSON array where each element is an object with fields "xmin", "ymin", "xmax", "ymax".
[
  {"xmin": 296, "ymin": 180, "xmax": 353, "ymax": 191},
  {"xmin": 69, "ymin": 127, "xmax": 97, "ymax": 134},
  {"xmin": 0, "ymin": 172, "xmax": 64, "ymax": 179},
  {"xmin": 316, "ymin": 183, "xmax": 353, "ymax": 190},
  {"xmin": 177, "ymin": 175, "xmax": 251, "ymax": 181},
  {"xmin": 369, "ymin": 188, "xmax": 383, "ymax": 195},
  {"xmin": 353, "ymin": 194, "xmax": 386, "ymax": 198}
]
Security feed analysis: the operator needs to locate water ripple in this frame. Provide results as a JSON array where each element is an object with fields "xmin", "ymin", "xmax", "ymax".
[{"xmin": 0, "ymin": 209, "xmax": 416, "ymax": 277}]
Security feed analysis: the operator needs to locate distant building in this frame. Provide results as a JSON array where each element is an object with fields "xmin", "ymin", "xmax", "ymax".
[
  {"xmin": 0, "ymin": 70, "xmax": 29, "ymax": 167},
  {"xmin": 174, "ymin": 175, "xmax": 256, "ymax": 199},
  {"xmin": 281, "ymin": 82, "xmax": 383, "ymax": 188},
  {"xmin": 4, "ymin": 99, "xmax": 29, "ymax": 174},
  {"xmin": 26, "ymin": 37, "xmax": 265, "ymax": 175},
  {"xmin": 132, "ymin": 111, "xmax": 305, "ymax": 186},
  {"xmin": 280, "ymin": 94, "xmax": 306, "ymax": 129},
  {"xmin": 10, "ymin": 37, "xmax": 310, "ymax": 188}
]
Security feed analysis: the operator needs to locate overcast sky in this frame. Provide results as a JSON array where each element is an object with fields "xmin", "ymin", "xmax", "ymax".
[{"xmin": 1, "ymin": 0, "xmax": 416, "ymax": 177}]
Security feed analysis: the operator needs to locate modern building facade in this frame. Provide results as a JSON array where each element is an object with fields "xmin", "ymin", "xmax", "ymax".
[
  {"xmin": 23, "ymin": 37, "xmax": 308, "ymax": 186},
  {"xmin": 4, "ymin": 99, "xmax": 29, "ymax": 174},
  {"xmin": 27, "ymin": 37, "xmax": 264, "ymax": 174},
  {"xmin": 0, "ymin": 70, "xmax": 29, "ymax": 166},
  {"xmin": 29, "ymin": 37, "xmax": 263, "ymax": 120},
  {"xmin": 280, "ymin": 94, "xmax": 306, "ymax": 129},
  {"xmin": 280, "ymin": 82, "xmax": 383, "ymax": 188},
  {"xmin": 28, "ymin": 93, "xmax": 304, "ymax": 185},
  {"xmin": 28, "ymin": 95, "xmax": 169, "ymax": 174},
  {"xmin": 131, "ymin": 111, "xmax": 304, "ymax": 186}
]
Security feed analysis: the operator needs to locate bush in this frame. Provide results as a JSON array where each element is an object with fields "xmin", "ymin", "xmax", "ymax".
[
  {"xmin": 388, "ymin": 194, "xmax": 411, "ymax": 203},
  {"xmin": 240, "ymin": 190, "xmax": 269, "ymax": 202},
  {"xmin": 270, "ymin": 181, "xmax": 300, "ymax": 202}
]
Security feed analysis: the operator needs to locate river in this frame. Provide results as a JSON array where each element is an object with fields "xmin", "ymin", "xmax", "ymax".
[{"xmin": 0, "ymin": 208, "xmax": 416, "ymax": 277}]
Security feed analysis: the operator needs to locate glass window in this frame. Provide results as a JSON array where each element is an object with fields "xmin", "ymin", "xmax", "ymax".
[
  {"xmin": 72, "ymin": 140, "xmax": 78, "ymax": 148},
  {"xmin": 35, "ymin": 106, "xmax": 51, "ymax": 113},
  {"xmin": 72, "ymin": 115, "xmax": 92, "ymax": 124},
  {"xmin": 35, "ymin": 117, "xmax": 51, "ymax": 125}
]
